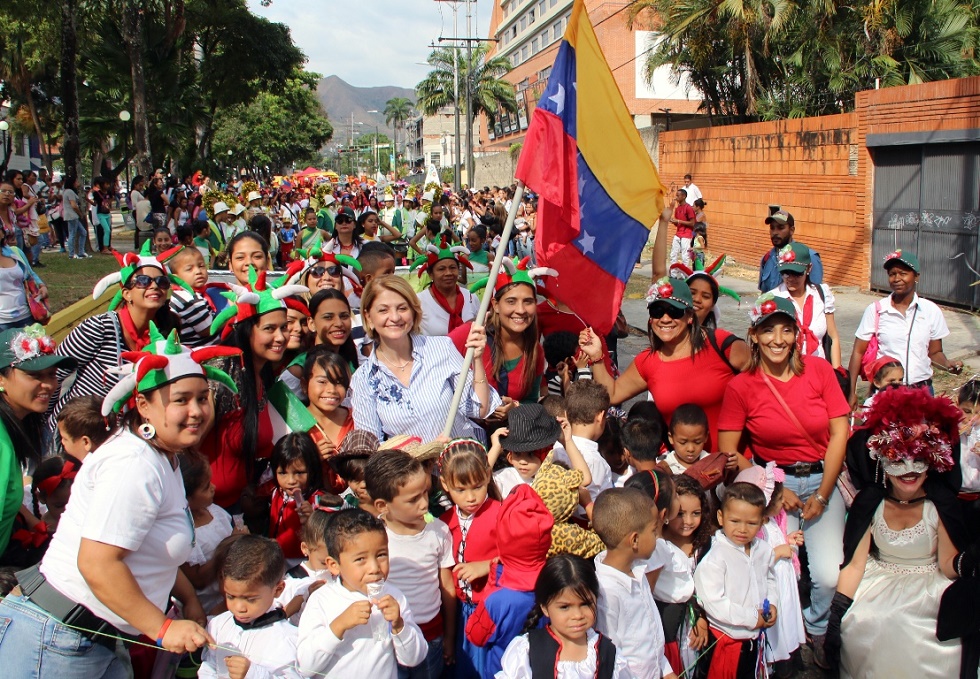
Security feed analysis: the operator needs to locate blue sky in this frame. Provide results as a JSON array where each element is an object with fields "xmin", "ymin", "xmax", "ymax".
[{"xmin": 248, "ymin": 0, "xmax": 494, "ymax": 89}]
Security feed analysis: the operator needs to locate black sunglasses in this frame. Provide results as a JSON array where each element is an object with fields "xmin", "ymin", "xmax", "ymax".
[
  {"xmin": 648, "ymin": 302, "xmax": 685, "ymax": 319},
  {"xmin": 309, "ymin": 265, "xmax": 342, "ymax": 279},
  {"xmin": 129, "ymin": 274, "xmax": 171, "ymax": 290},
  {"xmin": 335, "ymin": 216, "xmax": 352, "ymax": 224}
]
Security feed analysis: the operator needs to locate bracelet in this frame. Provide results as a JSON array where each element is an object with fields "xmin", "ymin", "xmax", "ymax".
[
  {"xmin": 586, "ymin": 354, "xmax": 605, "ymax": 367},
  {"xmin": 954, "ymin": 550, "xmax": 965, "ymax": 578},
  {"xmin": 472, "ymin": 378, "xmax": 486, "ymax": 384},
  {"xmin": 155, "ymin": 618, "xmax": 173, "ymax": 647},
  {"xmin": 815, "ymin": 493, "xmax": 829, "ymax": 507}
]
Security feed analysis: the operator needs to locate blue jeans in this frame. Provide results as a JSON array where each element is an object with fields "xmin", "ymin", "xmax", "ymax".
[
  {"xmin": 0, "ymin": 316, "xmax": 32, "ymax": 332},
  {"xmin": 66, "ymin": 219, "xmax": 86, "ymax": 257},
  {"xmin": 0, "ymin": 595, "xmax": 128, "ymax": 679},
  {"xmin": 781, "ymin": 472, "xmax": 846, "ymax": 636},
  {"xmin": 398, "ymin": 636, "xmax": 444, "ymax": 679}
]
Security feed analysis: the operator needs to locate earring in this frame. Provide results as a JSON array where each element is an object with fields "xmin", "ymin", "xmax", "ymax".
[
  {"xmin": 0, "ymin": 386, "xmax": 5, "ymax": 393},
  {"xmin": 138, "ymin": 422, "xmax": 156, "ymax": 440}
]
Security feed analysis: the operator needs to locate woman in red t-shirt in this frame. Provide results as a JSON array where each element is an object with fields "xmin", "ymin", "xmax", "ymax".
[
  {"xmin": 716, "ymin": 293, "xmax": 849, "ymax": 668},
  {"xmin": 579, "ymin": 278, "xmax": 750, "ymax": 450}
]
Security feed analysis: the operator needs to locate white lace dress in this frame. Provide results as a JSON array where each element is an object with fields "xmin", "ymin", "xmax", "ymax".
[{"xmin": 840, "ymin": 501, "xmax": 960, "ymax": 678}]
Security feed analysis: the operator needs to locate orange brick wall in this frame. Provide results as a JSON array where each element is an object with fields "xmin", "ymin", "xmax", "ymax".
[
  {"xmin": 659, "ymin": 75, "xmax": 980, "ymax": 289},
  {"xmin": 658, "ymin": 114, "xmax": 867, "ymax": 286}
]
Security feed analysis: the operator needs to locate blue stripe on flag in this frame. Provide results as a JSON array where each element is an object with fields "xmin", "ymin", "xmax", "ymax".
[{"xmin": 536, "ymin": 41, "xmax": 578, "ymax": 138}]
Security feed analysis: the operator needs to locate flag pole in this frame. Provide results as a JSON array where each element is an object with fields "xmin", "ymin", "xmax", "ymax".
[{"xmin": 440, "ymin": 180, "xmax": 527, "ymax": 439}]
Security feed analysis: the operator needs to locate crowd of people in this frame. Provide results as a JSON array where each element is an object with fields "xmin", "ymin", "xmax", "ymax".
[{"xmin": 0, "ymin": 170, "xmax": 975, "ymax": 679}]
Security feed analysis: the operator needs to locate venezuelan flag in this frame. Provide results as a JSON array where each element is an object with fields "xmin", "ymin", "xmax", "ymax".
[{"xmin": 515, "ymin": 0, "xmax": 664, "ymax": 334}]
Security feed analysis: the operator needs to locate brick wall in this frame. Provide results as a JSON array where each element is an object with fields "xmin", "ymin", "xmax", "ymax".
[{"xmin": 658, "ymin": 114, "xmax": 866, "ymax": 286}]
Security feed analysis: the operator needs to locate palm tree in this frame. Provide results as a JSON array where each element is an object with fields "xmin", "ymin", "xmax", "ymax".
[
  {"xmin": 416, "ymin": 43, "xmax": 519, "ymax": 181},
  {"xmin": 384, "ymin": 96, "xmax": 413, "ymax": 176}
]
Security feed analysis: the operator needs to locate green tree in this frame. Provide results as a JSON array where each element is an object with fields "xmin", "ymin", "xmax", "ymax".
[
  {"xmin": 384, "ymin": 96, "xmax": 413, "ymax": 175},
  {"xmin": 416, "ymin": 43, "xmax": 518, "ymax": 179},
  {"xmin": 356, "ymin": 132, "xmax": 393, "ymax": 174},
  {"xmin": 212, "ymin": 69, "xmax": 332, "ymax": 174}
]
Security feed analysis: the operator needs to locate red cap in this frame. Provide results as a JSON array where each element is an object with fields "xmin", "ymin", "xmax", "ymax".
[{"xmin": 496, "ymin": 485, "xmax": 554, "ymax": 591}]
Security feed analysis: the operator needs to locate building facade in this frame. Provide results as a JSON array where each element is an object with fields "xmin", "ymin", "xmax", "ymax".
[{"xmin": 481, "ymin": 0, "xmax": 702, "ymax": 150}]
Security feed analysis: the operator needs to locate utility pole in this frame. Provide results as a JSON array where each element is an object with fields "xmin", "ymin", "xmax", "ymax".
[
  {"xmin": 434, "ymin": 0, "xmax": 463, "ymax": 193},
  {"xmin": 465, "ymin": 0, "xmax": 473, "ymax": 187}
]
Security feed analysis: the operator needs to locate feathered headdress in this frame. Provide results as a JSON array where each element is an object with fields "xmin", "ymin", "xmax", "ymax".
[
  {"xmin": 285, "ymin": 237, "xmax": 362, "ymax": 293},
  {"xmin": 209, "ymin": 265, "xmax": 309, "ymax": 339},
  {"xmin": 858, "ymin": 386, "xmax": 962, "ymax": 473},
  {"xmin": 410, "ymin": 234, "xmax": 472, "ymax": 278},
  {"xmin": 92, "ymin": 241, "xmax": 190, "ymax": 311},
  {"xmin": 670, "ymin": 254, "xmax": 740, "ymax": 305},
  {"xmin": 101, "ymin": 322, "xmax": 241, "ymax": 416},
  {"xmin": 469, "ymin": 256, "xmax": 557, "ymax": 297}
]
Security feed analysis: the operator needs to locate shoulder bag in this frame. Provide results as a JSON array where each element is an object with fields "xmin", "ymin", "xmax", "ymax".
[
  {"xmin": 760, "ymin": 371, "xmax": 856, "ymax": 507},
  {"xmin": 858, "ymin": 301, "xmax": 882, "ymax": 381}
]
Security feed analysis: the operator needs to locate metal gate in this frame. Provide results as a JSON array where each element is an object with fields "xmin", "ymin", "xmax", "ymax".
[{"xmin": 870, "ymin": 143, "xmax": 980, "ymax": 307}]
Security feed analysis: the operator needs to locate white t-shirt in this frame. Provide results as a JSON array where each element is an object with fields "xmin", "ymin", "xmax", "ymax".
[
  {"xmin": 657, "ymin": 450, "xmax": 709, "ymax": 475},
  {"xmin": 276, "ymin": 562, "xmax": 333, "ymax": 626},
  {"xmin": 385, "ymin": 521, "xmax": 454, "ymax": 624},
  {"xmin": 199, "ymin": 608, "xmax": 301, "ymax": 679},
  {"xmin": 493, "ymin": 466, "xmax": 530, "ymax": 499},
  {"xmin": 553, "ymin": 436, "xmax": 612, "ymax": 518},
  {"xmin": 854, "ymin": 293, "xmax": 950, "ymax": 385},
  {"xmin": 610, "ymin": 467, "xmax": 634, "ymax": 488},
  {"xmin": 187, "ymin": 503, "xmax": 233, "ymax": 613},
  {"xmin": 41, "ymin": 431, "xmax": 194, "ymax": 635},
  {"xmin": 652, "ymin": 540, "xmax": 696, "ymax": 604},
  {"xmin": 418, "ymin": 286, "xmax": 480, "ymax": 337},
  {"xmin": 684, "ymin": 183, "xmax": 702, "ymax": 205}
]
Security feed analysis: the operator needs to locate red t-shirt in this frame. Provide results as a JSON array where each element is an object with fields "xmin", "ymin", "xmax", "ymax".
[
  {"xmin": 449, "ymin": 322, "xmax": 545, "ymax": 403},
  {"xmin": 535, "ymin": 301, "xmax": 615, "ymax": 375},
  {"xmin": 673, "ymin": 203, "xmax": 696, "ymax": 239},
  {"xmin": 203, "ymin": 405, "xmax": 275, "ymax": 508},
  {"xmin": 441, "ymin": 499, "xmax": 500, "ymax": 604},
  {"xmin": 717, "ymin": 356, "xmax": 850, "ymax": 465},
  {"xmin": 270, "ymin": 488, "xmax": 328, "ymax": 559},
  {"xmin": 634, "ymin": 330, "xmax": 738, "ymax": 451}
]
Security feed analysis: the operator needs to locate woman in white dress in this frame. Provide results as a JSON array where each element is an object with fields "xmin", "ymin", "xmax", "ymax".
[{"xmin": 827, "ymin": 386, "xmax": 967, "ymax": 678}]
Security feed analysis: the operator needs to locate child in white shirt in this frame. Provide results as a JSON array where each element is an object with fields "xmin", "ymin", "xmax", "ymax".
[
  {"xmin": 658, "ymin": 404, "xmax": 710, "ymax": 475},
  {"xmin": 593, "ymin": 487, "xmax": 677, "ymax": 679},
  {"xmin": 276, "ymin": 508, "xmax": 332, "ymax": 625},
  {"xmin": 695, "ymin": 482, "xmax": 779, "ymax": 679},
  {"xmin": 297, "ymin": 509, "xmax": 427, "ymax": 678},
  {"xmin": 366, "ymin": 449, "xmax": 456, "ymax": 677},
  {"xmin": 553, "ymin": 381, "xmax": 613, "ymax": 517},
  {"xmin": 199, "ymin": 534, "xmax": 300, "ymax": 679}
]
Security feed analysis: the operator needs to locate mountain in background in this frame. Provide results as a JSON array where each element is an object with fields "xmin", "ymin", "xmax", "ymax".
[{"xmin": 316, "ymin": 75, "xmax": 416, "ymax": 142}]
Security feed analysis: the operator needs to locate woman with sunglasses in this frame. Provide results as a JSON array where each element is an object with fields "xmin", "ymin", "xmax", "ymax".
[
  {"xmin": 579, "ymin": 278, "xmax": 750, "ymax": 450},
  {"xmin": 48, "ymin": 244, "xmax": 181, "ymax": 430},
  {"xmin": 0, "ymin": 332, "xmax": 236, "ymax": 676},
  {"xmin": 324, "ymin": 209, "xmax": 361, "ymax": 258}
]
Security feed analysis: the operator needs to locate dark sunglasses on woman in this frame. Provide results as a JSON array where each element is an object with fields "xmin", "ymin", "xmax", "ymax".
[
  {"xmin": 648, "ymin": 302, "xmax": 685, "ymax": 320},
  {"xmin": 128, "ymin": 274, "xmax": 171, "ymax": 290},
  {"xmin": 309, "ymin": 265, "xmax": 342, "ymax": 279}
]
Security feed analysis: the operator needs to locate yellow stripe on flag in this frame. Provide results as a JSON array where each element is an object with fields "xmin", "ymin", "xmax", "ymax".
[{"xmin": 566, "ymin": 0, "xmax": 664, "ymax": 227}]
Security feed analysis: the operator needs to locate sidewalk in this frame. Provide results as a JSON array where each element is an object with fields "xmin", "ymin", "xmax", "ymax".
[{"xmin": 622, "ymin": 259, "xmax": 980, "ymax": 369}]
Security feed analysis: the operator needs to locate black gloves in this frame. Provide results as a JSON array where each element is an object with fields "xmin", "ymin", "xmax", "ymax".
[{"xmin": 824, "ymin": 591, "xmax": 854, "ymax": 673}]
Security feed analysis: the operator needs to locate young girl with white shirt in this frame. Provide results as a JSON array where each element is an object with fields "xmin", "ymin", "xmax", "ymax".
[{"xmin": 497, "ymin": 554, "xmax": 634, "ymax": 679}]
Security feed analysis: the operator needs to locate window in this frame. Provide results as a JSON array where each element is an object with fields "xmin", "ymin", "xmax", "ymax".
[
  {"xmin": 538, "ymin": 1, "xmax": 546, "ymax": 17},
  {"xmin": 518, "ymin": 79, "xmax": 530, "ymax": 92},
  {"xmin": 539, "ymin": 66, "xmax": 552, "ymax": 80},
  {"xmin": 531, "ymin": 37, "xmax": 539, "ymax": 54},
  {"xmin": 521, "ymin": 45, "xmax": 529, "ymax": 61},
  {"xmin": 551, "ymin": 0, "xmax": 558, "ymax": 7},
  {"xmin": 511, "ymin": 53, "xmax": 519, "ymax": 67},
  {"xmin": 553, "ymin": 23, "xmax": 561, "ymax": 40},
  {"xmin": 520, "ymin": 16, "xmax": 526, "ymax": 30},
  {"xmin": 430, "ymin": 152, "xmax": 441, "ymax": 167},
  {"xmin": 511, "ymin": 26, "xmax": 517, "ymax": 39},
  {"xmin": 529, "ymin": 9, "xmax": 535, "ymax": 24},
  {"xmin": 503, "ymin": 1, "xmax": 509, "ymax": 17}
]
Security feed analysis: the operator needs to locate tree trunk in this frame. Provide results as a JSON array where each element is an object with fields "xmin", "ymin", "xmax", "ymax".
[
  {"xmin": 60, "ymin": 0, "xmax": 81, "ymax": 183},
  {"xmin": 23, "ymin": 87, "xmax": 52, "ymax": 171},
  {"xmin": 122, "ymin": 0, "xmax": 153, "ymax": 177}
]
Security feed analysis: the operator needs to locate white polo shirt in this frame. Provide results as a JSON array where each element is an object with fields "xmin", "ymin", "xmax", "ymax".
[{"xmin": 855, "ymin": 293, "xmax": 950, "ymax": 385}]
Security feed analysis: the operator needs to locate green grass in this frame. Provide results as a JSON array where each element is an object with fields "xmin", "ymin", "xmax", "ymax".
[{"xmin": 36, "ymin": 252, "xmax": 119, "ymax": 313}]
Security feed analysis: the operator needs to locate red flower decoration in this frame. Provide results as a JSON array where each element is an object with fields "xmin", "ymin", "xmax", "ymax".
[
  {"xmin": 657, "ymin": 283, "xmax": 673, "ymax": 298},
  {"xmin": 761, "ymin": 300, "xmax": 777, "ymax": 314}
]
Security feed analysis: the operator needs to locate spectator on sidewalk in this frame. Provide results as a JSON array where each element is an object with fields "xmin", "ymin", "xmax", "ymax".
[
  {"xmin": 668, "ymin": 189, "xmax": 696, "ymax": 267},
  {"xmin": 758, "ymin": 210, "xmax": 824, "ymax": 292},
  {"xmin": 682, "ymin": 174, "xmax": 702, "ymax": 206}
]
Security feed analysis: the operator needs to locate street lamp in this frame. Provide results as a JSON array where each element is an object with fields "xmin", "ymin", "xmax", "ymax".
[
  {"xmin": 118, "ymin": 111, "xmax": 131, "ymax": 188},
  {"xmin": 367, "ymin": 110, "xmax": 380, "ymax": 175}
]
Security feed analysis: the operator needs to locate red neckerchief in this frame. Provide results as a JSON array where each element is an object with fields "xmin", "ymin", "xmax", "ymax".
[
  {"xmin": 799, "ymin": 294, "xmax": 820, "ymax": 356},
  {"xmin": 430, "ymin": 285, "xmax": 465, "ymax": 332},
  {"xmin": 118, "ymin": 305, "xmax": 151, "ymax": 350}
]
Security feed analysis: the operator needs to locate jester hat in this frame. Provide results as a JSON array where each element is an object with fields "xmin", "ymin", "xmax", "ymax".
[
  {"xmin": 210, "ymin": 265, "xmax": 309, "ymax": 339},
  {"xmin": 410, "ymin": 234, "xmax": 472, "ymax": 278},
  {"xmin": 92, "ymin": 241, "xmax": 190, "ymax": 311},
  {"xmin": 469, "ymin": 256, "xmax": 557, "ymax": 297},
  {"xmin": 669, "ymin": 255, "xmax": 740, "ymax": 306},
  {"xmin": 286, "ymin": 236, "xmax": 362, "ymax": 292},
  {"xmin": 101, "ymin": 322, "xmax": 241, "ymax": 416}
]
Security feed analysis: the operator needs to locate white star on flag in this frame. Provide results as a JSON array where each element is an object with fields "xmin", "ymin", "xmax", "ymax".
[
  {"xmin": 579, "ymin": 229, "xmax": 595, "ymax": 255},
  {"xmin": 549, "ymin": 84, "xmax": 565, "ymax": 115}
]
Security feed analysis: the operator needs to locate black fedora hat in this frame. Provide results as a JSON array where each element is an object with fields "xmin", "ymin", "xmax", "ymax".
[{"xmin": 500, "ymin": 404, "xmax": 561, "ymax": 453}]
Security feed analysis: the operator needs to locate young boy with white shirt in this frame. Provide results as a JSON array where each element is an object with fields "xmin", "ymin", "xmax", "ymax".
[
  {"xmin": 694, "ymin": 483, "xmax": 779, "ymax": 679},
  {"xmin": 658, "ymin": 404, "xmax": 711, "ymax": 475},
  {"xmin": 592, "ymin": 487, "xmax": 677, "ymax": 679},
  {"xmin": 366, "ymin": 449, "xmax": 456, "ymax": 678},
  {"xmin": 298, "ymin": 509, "xmax": 427, "ymax": 678},
  {"xmin": 276, "ymin": 509, "xmax": 331, "ymax": 625},
  {"xmin": 553, "ymin": 380, "xmax": 613, "ymax": 517},
  {"xmin": 199, "ymin": 534, "xmax": 301, "ymax": 679},
  {"xmin": 487, "ymin": 403, "xmax": 591, "ymax": 499}
]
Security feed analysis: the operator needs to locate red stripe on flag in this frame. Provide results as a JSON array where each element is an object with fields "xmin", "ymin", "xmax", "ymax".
[{"xmin": 516, "ymin": 109, "xmax": 579, "ymax": 231}]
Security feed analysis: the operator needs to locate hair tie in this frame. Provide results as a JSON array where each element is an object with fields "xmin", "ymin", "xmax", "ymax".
[
  {"xmin": 647, "ymin": 469, "xmax": 660, "ymax": 504},
  {"xmin": 37, "ymin": 459, "xmax": 80, "ymax": 496}
]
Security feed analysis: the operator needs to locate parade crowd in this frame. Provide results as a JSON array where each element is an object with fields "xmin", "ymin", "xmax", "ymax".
[{"xmin": 0, "ymin": 169, "xmax": 976, "ymax": 679}]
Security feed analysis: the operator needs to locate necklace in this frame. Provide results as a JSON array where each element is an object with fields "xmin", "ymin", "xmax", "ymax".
[
  {"xmin": 886, "ymin": 494, "xmax": 927, "ymax": 505},
  {"xmin": 378, "ymin": 347, "xmax": 411, "ymax": 370}
]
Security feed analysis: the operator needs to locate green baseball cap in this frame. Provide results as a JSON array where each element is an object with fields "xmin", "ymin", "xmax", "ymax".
[
  {"xmin": 883, "ymin": 248, "xmax": 920, "ymax": 273},
  {"xmin": 749, "ymin": 293, "xmax": 798, "ymax": 327},
  {"xmin": 777, "ymin": 242, "xmax": 811, "ymax": 274},
  {"xmin": 646, "ymin": 277, "xmax": 695, "ymax": 312},
  {"xmin": 0, "ymin": 326, "xmax": 77, "ymax": 373}
]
